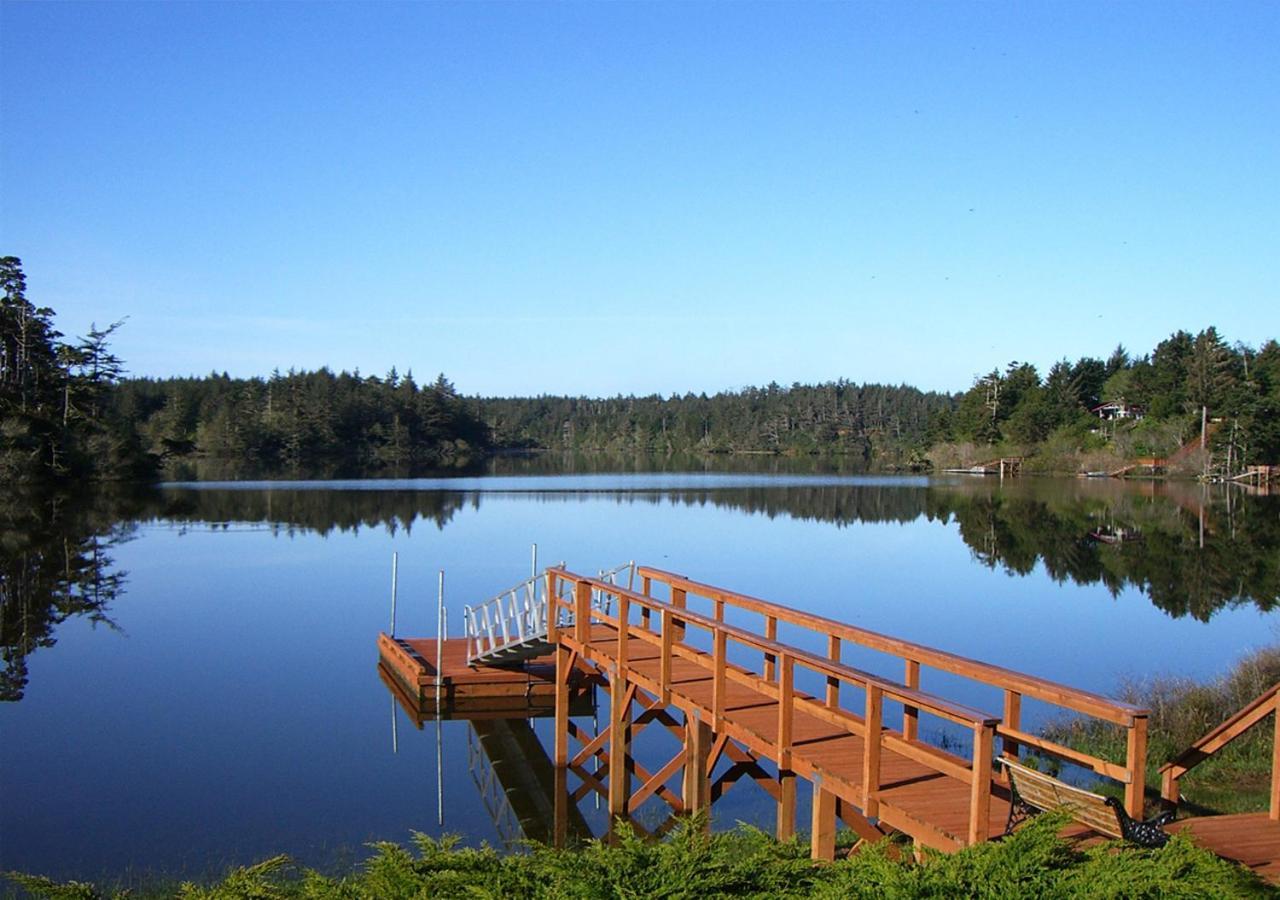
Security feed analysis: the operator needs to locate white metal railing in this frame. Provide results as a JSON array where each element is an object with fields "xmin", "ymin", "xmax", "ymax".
[{"xmin": 463, "ymin": 562, "xmax": 634, "ymax": 664}]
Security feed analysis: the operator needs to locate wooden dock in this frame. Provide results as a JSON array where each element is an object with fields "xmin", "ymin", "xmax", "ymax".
[
  {"xmin": 541, "ymin": 566, "xmax": 1151, "ymax": 859},
  {"xmin": 377, "ymin": 633, "xmax": 599, "ymax": 719},
  {"xmin": 387, "ymin": 564, "xmax": 1280, "ymax": 881}
]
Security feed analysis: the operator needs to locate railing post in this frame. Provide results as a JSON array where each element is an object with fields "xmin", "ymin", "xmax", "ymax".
[
  {"xmin": 713, "ymin": 626, "xmax": 727, "ymax": 731},
  {"xmin": 825, "ymin": 635, "xmax": 840, "ymax": 706},
  {"xmin": 1002, "ymin": 689, "xmax": 1022, "ymax": 762},
  {"xmin": 672, "ymin": 586, "xmax": 687, "ymax": 640},
  {"xmin": 660, "ymin": 608, "xmax": 672, "ymax": 705},
  {"xmin": 545, "ymin": 571, "xmax": 558, "ymax": 642},
  {"xmin": 574, "ymin": 579, "xmax": 591, "ymax": 643},
  {"xmin": 1271, "ymin": 694, "xmax": 1280, "ymax": 820},
  {"xmin": 863, "ymin": 683, "xmax": 883, "ymax": 818},
  {"xmin": 903, "ymin": 659, "xmax": 919, "ymax": 741},
  {"xmin": 1125, "ymin": 714, "xmax": 1149, "ymax": 820},
  {"xmin": 968, "ymin": 722, "xmax": 994, "ymax": 845},
  {"xmin": 616, "ymin": 589, "xmax": 630, "ymax": 672},
  {"xmin": 763, "ymin": 614, "xmax": 778, "ymax": 681},
  {"xmin": 777, "ymin": 653, "xmax": 793, "ymax": 770}
]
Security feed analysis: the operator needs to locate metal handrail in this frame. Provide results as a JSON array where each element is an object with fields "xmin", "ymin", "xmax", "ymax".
[{"xmin": 463, "ymin": 562, "xmax": 635, "ymax": 664}]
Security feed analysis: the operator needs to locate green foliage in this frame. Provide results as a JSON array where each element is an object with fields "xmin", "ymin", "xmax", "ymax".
[
  {"xmin": 0, "ymin": 258, "xmax": 156, "ymax": 483},
  {"xmin": 1044, "ymin": 645, "xmax": 1280, "ymax": 814},
  {"xmin": 8, "ymin": 815, "xmax": 1272, "ymax": 899},
  {"xmin": 114, "ymin": 368, "xmax": 491, "ymax": 475}
]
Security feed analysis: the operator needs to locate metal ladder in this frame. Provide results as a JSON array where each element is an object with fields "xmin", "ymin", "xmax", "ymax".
[{"xmin": 463, "ymin": 562, "xmax": 634, "ymax": 667}]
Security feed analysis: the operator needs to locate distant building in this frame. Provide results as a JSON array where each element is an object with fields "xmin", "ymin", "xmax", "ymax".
[{"xmin": 1091, "ymin": 400, "xmax": 1145, "ymax": 421}]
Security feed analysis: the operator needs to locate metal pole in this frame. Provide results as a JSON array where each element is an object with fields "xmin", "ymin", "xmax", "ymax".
[
  {"xmin": 436, "ymin": 713, "xmax": 444, "ymax": 827},
  {"xmin": 389, "ymin": 551, "xmax": 399, "ymax": 637},
  {"xmin": 436, "ymin": 570, "xmax": 445, "ymax": 707},
  {"xmin": 531, "ymin": 542, "xmax": 538, "ymax": 580}
]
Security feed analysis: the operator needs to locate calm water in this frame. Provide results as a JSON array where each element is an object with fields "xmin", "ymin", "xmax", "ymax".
[{"xmin": 3, "ymin": 469, "xmax": 1278, "ymax": 884}]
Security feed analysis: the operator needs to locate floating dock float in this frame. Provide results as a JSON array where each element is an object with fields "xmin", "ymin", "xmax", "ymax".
[{"xmin": 377, "ymin": 633, "xmax": 600, "ymax": 719}]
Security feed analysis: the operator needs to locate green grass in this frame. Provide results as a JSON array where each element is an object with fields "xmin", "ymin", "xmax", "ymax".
[
  {"xmin": 1041, "ymin": 645, "xmax": 1280, "ymax": 815},
  {"xmin": 6, "ymin": 814, "xmax": 1274, "ymax": 899}
]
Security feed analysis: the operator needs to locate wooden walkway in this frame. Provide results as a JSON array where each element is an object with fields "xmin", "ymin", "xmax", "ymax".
[
  {"xmin": 384, "ymin": 564, "xmax": 1280, "ymax": 881},
  {"xmin": 579, "ymin": 621, "xmax": 1011, "ymax": 849},
  {"xmin": 544, "ymin": 566, "xmax": 1152, "ymax": 858},
  {"xmin": 1168, "ymin": 815, "xmax": 1280, "ymax": 883}
]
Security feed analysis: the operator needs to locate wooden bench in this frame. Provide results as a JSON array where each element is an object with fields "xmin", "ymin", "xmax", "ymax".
[{"xmin": 1002, "ymin": 758, "xmax": 1174, "ymax": 848}]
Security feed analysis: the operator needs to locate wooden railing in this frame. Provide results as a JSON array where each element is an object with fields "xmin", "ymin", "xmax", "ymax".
[
  {"xmin": 547, "ymin": 567, "xmax": 1003, "ymax": 845},
  {"xmin": 634, "ymin": 566, "xmax": 1152, "ymax": 819},
  {"xmin": 1160, "ymin": 682, "xmax": 1280, "ymax": 818}
]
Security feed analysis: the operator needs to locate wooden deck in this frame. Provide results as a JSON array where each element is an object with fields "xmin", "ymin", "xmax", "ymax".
[{"xmin": 1168, "ymin": 814, "xmax": 1280, "ymax": 883}]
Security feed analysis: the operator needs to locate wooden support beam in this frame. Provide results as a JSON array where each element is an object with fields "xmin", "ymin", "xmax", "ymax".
[
  {"xmin": 777, "ymin": 769, "xmax": 796, "ymax": 841},
  {"xmin": 811, "ymin": 777, "xmax": 837, "ymax": 861},
  {"xmin": 609, "ymin": 668, "xmax": 631, "ymax": 817},
  {"xmin": 683, "ymin": 712, "xmax": 713, "ymax": 815},
  {"xmin": 554, "ymin": 644, "xmax": 570, "ymax": 766},
  {"xmin": 554, "ymin": 765, "xmax": 569, "ymax": 848}
]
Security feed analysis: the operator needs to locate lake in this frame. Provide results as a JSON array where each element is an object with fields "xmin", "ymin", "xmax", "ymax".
[{"xmin": 2, "ymin": 468, "xmax": 1277, "ymax": 885}]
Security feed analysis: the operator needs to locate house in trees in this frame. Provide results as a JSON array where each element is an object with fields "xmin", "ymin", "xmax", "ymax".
[{"xmin": 1091, "ymin": 399, "xmax": 1145, "ymax": 422}]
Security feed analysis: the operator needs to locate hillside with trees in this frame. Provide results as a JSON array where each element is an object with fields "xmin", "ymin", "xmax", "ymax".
[{"xmin": 931, "ymin": 330, "xmax": 1280, "ymax": 475}]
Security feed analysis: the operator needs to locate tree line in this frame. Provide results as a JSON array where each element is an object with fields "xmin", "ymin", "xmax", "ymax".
[{"xmin": 4, "ymin": 255, "xmax": 1279, "ymax": 482}]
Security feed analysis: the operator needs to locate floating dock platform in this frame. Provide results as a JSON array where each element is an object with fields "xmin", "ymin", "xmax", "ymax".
[{"xmin": 377, "ymin": 633, "xmax": 600, "ymax": 720}]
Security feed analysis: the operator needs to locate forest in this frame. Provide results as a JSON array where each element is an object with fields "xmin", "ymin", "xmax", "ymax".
[{"xmin": 3, "ymin": 255, "xmax": 1279, "ymax": 482}]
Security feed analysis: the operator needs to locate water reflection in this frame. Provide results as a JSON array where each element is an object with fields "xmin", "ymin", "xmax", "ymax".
[
  {"xmin": 150, "ymin": 477, "xmax": 1280, "ymax": 622},
  {"xmin": 5, "ymin": 476, "xmax": 1278, "ymax": 705},
  {"xmin": 0, "ymin": 488, "xmax": 146, "ymax": 701}
]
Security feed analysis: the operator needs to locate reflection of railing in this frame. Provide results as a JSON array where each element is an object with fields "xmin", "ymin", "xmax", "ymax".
[
  {"xmin": 619, "ymin": 565, "xmax": 1152, "ymax": 829},
  {"xmin": 1161, "ymin": 682, "xmax": 1280, "ymax": 816},
  {"xmin": 467, "ymin": 723, "xmax": 525, "ymax": 848}
]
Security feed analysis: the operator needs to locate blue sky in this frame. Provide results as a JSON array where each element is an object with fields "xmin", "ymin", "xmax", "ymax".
[{"xmin": 2, "ymin": 1, "xmax": 1276, "ymax": 396}]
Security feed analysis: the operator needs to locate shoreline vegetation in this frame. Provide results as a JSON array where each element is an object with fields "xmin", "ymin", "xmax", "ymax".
[
  {"xmin": 5, "ymin": 813, "xmax": 1273, "ymax": 899},
  {"xmin": 1045, "ymin": 645, "xmax": 1280, "ymax": 817},
  {"xmin": 5, "ymin": 257, "xmax": 1279, "ymax": 486}
]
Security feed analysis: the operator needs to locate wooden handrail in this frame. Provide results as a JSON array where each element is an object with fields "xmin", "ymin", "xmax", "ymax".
[
  {"xmin": 550, "ymin": 566, "xmax": 1005, "ymax": 844},
  {"xmin": 634, "ymin": 565, "xmax": 1151, "ymax": 819},
  {"xmin": 567, "ymin": 571, "xmax": 999, "ymax": 729},
  {"xmin": 637, "ymin": 566, "xmax": 1146, "ymax": 726},
  {"xmin": 1160, "ymin": 681, "xmax": 1280, "ymax": 818}
]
